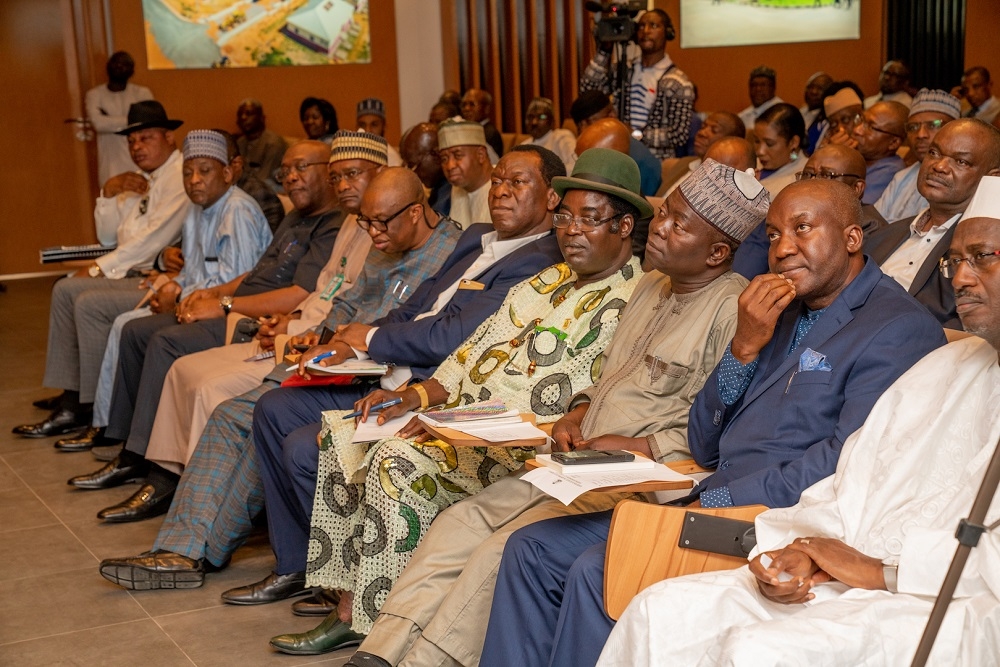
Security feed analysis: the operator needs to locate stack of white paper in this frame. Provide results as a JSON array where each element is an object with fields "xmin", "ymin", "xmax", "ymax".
[{"xmin": 521, "ymin": 464, "xmax": 696, "ymax": 505}]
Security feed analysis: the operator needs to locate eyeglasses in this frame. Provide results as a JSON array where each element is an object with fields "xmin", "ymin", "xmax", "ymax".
[
  {"xmin": 939, "ymin": 250, "xmax": 1000, "ymax": 278},
  {"xmin": 852, "ymin": 113, "xmax": 905, "ymax": 139},
  {"xmin": 357, "ymin": 201, "xmax": 420, "ymax": 232},
  {"xmin": 795, "ymin": 169, "xmax": 865, "ymax": 183},
  {"xmin": 329, "ymin": 166, "xmax": 376, "ymax": 186},
  {"xmin": 552, "ymin": 212, "xmax": 622, "ymax": 230},
  {"xmin": 273, "ymin": 161, "xmax": 327, "ymax": 183},
  {"xmin": 905, "ymin": 119, "xmax": 947, "ymax": 134}
]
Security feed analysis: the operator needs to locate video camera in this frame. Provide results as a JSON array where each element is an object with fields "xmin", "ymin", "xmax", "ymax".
[{"xmin": 584, "ymin": 0, "xmax": 645, "ymax": 43}]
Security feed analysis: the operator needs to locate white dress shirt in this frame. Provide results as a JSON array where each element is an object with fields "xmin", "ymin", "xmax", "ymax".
[{"xmin": 879, "ymin": 210, "xmax": 960, "ymax": 291}]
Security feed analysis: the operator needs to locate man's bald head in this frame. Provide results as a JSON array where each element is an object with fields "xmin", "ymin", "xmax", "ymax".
[
  {"xmin": 704, "ymin": 137, "xmax": 756, "ymax": 172},
  {"xmin": 361, "ymin": 167, "xmax": 433, "ymax": 254},
  {"xmin": 399, "ymin": 122, "xmax": 443, "ymax": 189},
  {"xmin": 804, "ymin": 144, "xmax": 869, "ymax": 200},
  {"xmin": 575, "ymin": 118, "xmax": 631, "ymax": 155},
  {"xmin": 366, "ymin": 166, "xmax": 426, "ymax": 208},
  {"xmin": 693, "ymin": 112, "xmax": 746, "ymax": 158},
  {"xmin": 853, "ymin": 101, "xmax": 908, "ymax": 162}
]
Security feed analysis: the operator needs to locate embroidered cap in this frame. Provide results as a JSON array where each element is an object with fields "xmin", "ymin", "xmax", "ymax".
[
  {"xmin": 678, "ymin": 158, "xmax": 770, "ymax": 243},
  {"xmin": 959, "ymin": 175, "xmax": 1000, "ymax": 223},
  {"xmin": 357, "ymin": 97, "xmax": 386, "ymax": 120},
  {"xmin": 909, "ymin": 88, "xmax": 961, "ymax": 120},
  {"xmin": 329, "ymin": 130, "xmax": 389, "ymax": 166},
  {"xmin": 438, "ymin": 118, "xmax": 488, "ymax": 149},
  {"xmin": 823, "ymin": 88, "xmax": 864, "ymax": 118},
  {"xmin": 182, "ymin": 130, "xmax": 229, "ymax": 165},
  {"xmin": 552, "ymin": 148, "xmax": 653, "ymax": 219}
]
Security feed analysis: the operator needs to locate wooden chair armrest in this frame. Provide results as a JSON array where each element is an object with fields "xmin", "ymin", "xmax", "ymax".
[
  {"xmin": 666, "ymin": 459, "xmax": 713, "ymax": 476},
  {"xmin": 603, "ymin": 500, "xmax": 767, "ymax": 620}
]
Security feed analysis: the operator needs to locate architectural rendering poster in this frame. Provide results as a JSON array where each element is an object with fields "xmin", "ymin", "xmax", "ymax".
[
  {"xmin": 142, "ymin": 0, "xmax": 371, "ymax": 69},
  {"xmin": 681, "ymin": 0, "xmax": 860, "ymax": 49}
]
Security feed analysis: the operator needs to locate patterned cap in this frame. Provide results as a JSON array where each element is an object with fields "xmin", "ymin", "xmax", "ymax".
[
  {"xmin": 824, "ymin": 88, "xmax": 863, "ymax": 117},
  {"xmin": 182, "ymin": 129, "xmax": 229, "ymax": 165},
  {"xmin": 329, "ymin": 130, "xmax": 389, "ymax": 166},
  {"xmin": 357, "ymin": 97, "xmax": 386, "ymax": 119},
  {"xmin": 909, "ymin": 88, "xmax": 961, "ymax": 120},
  {"xmin": 438, "ymin": 118, "xmax": 488, "ymax": 149},
  {"xmin": 959, "ymin": 175, "xmax": 1000, "ymax": 222},
  {"xmin": 678, "ymin": 158, "xmax": 770, "ymax": 243}
]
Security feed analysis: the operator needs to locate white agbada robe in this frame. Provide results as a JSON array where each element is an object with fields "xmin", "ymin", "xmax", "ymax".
[{"xmin": 599, "ymin": 336, "xmax": 1000, "ymax": 667}]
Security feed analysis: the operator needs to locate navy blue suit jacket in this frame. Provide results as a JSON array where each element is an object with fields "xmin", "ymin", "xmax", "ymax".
[
  {"xmin": 367, "ymin": 224, "xmax": 563, "ymax": 381},
  {"xmin": 689, "ymin": 258, "xmax": 946, "ymax": 508}
]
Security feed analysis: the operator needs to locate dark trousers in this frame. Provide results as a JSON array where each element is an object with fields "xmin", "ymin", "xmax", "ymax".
[
  {"xmin": 251, "ymin": 382, "xmax": 372, "ymax": 575},
  {"xmin": 481, "ymin": 510, "xmax": 615, "ymax": 667},
  {"xmin": 106, "ymin": 313, "xmax": 226, "ymax": 455}
]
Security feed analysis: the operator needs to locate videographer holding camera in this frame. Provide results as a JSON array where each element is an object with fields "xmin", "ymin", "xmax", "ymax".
[{"xmin": 579, "ymin": 5, "xmax": 694, "ymax": 161}]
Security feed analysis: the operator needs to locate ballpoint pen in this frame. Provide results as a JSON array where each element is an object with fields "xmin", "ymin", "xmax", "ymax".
[{"xmin": 342, "ymin": 397, "xmax": 403, "ymax": 420}]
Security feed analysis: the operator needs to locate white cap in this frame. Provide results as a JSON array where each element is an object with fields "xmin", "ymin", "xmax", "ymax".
[{"xmin": 960, "ymin": 175, "xmax": 1000, "ymax": 222}]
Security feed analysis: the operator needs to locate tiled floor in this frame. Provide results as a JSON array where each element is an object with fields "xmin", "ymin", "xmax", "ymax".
[{"xmin": 0, "ymin": 277, "xmax": 354, "ymax": 666}]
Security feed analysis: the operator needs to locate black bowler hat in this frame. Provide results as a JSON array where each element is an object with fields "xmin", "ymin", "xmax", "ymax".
[{"xmin": 115, "ymin": 100, "xmax": 184, "ymax": 135}]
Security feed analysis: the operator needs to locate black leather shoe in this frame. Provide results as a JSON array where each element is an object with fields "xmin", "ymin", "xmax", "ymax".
[
  {"xmin": 97, "ymin": 484, "xmax": 175, "ymax": 523},
  {"xmin": 292, "ymin": 588, "xmax": 341, "ymax": 616},
  {"xmin": 13, "ymin": 408, "xmax": 90, "ymax": 438},
  {"xmin": 68, "ymin": 456, "xmax": 148, "ymax": 490},
  {"xmin": 32, "ymin": 393, "xmax": 64, "ymax": 410},
  {"xmin": 269, "ymin": 614, "xmax": 365, "ymax": 655},
  {"xmin": 345, "ymin": 651, "xmax": 393, "ymax": 667},
  {"xmin": 54, "ymin": 426, "xmax": 102, "ymax": 452},
  {"xmin": 221, "ymin": 572, "xmax": 311, "ymax": 605},
  {"xmin": 99, "ymin": 550, "xmax": 205, "ymax": 590}
]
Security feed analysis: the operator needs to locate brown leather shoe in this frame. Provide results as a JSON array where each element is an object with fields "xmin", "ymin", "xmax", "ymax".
[
  {"xmin": 221, "ymin": 572, "xmax": 310, "ymax": 605},
  {"xmin": 99, "ymin": 550, "xmax": 205, "ymax": 590},
  {"xmin": 54, "ymin": 426, "xmax": 102, "ymax": 452},
  {"xmin": 291, "ymin": 588, "xmax": 341, "ymax": 616}
]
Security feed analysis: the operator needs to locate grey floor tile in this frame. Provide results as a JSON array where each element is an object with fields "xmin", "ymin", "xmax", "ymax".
[
  {"xmin": 0, "ymin": 487, "xmax": 60, "ymax": 533},
  {"xmin": 0, "ymin": 619, "xmax": 194, "ymax": 667},
  {"xmin": 0, "ymin": 568, "xmax": 147, "ymax": 644},
  {"xmin": 33, "ymin": 478, "xmax": 152, "ymax": 526},
  {"xmin": 157, "ymin": 604, "xmax": 356, "ymax": 667},
  {"xmin": 67, "ymin": 515, "xmax": 164, "ymax": 561},
  {"xmin": 0, "ymin": 524, "xmax": 95, "ymax": 583},
  {"xmin": 3, "ymin": 445, "xmax": 106, "ymax": 486}
]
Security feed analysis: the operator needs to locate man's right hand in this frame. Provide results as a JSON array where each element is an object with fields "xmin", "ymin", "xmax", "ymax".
[
  {"xmin": 297, "ymin": 340, "xmax": 357, "ymax": 378},
  {"xmin": 550, "ymin": 403, "xmax": 589, "ymax": 452},
  {"xmin": 730, "ymin": 274, "xmax": 796, "ymax": 364},
  {"xmin": 102, "ymin": 172, "xmax": 149, "ymax": 198},
  {"xmin": 750, "ymin": 547, "xmax": 826, "ymax": 605},
  {"xmin": 150, "ymin": 281, "xmax": 182, "ymax": 314},
  {"xmin": 161, "ymin": 246, "xmax": 184, "ymax": 273}
]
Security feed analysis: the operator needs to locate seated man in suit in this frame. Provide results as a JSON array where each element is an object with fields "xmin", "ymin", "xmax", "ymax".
[
  {"xmin": 67, "ymin": 137, "xmax": 349, "ymax": 519},
  {"xmin": 850, "ymin": 101, "xmax": 909, "ymax": 204},
  {"xmin": 600, "ymin": 178, "xmax": 1000, "ymax": 667},
  {"xmin": 17, "ymin": 101, "xmax": 191, "ymax": 440},
  {"xmin": 264, "ymin": 147, "xmax": 650, "ymax": 656},
  {"xmin": 96, "ymin": 145, "xmax": 567, "ymax": 597},
  {"xmin": 480, "ymin": 179, "xmax": 946, "ymax": 667},
  {"xmin": 346, "ymin": 158, "xmax": 770, "ymax": 667},
  {"xmin": 865, "ymin": 118, "xmax": 1000, "ymax": 328}
]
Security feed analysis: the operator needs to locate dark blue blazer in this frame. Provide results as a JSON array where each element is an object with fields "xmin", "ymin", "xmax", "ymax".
[
  {"xmin": 367, "ymin": 223, "xmax": 563, "ymax": 381},
  {"xmin": 689, "ymin": 258, "xmax": 946, "ymax": 508}
]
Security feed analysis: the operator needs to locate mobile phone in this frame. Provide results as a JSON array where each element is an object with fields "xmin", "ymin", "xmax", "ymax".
[
  {"xmin": 551, "ymin": 450, "xmax": 635, "ymax": 465},
  {"xmin": 292, "ymin": 344, "xmax": 312, "ymax": 352}
]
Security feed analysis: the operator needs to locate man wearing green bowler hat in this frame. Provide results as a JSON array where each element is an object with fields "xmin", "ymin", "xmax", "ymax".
[{"xmin": 343, "ymin": 156, "xmax": 769, "ymax": 667}]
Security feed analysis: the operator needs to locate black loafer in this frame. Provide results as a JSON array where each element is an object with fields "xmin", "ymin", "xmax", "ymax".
[
  {"xmin": 221, "ymin": 572, "xmax": 311, "ymax": 605},
  {"xmin": 345, "ymin": 651, "xmax": 393, "ymax": 667},
  {"xmin": 54, "ymin": 426, "xmax": 103, "ymax": 452},
  {"xmin": 13, "ymin": 408, "xmax": 90, "ymax": 438},
  {"xmin": 97, "ymin": 484, "xmax": 174, "ymax": 523},
  {"xmin": 291, "ymin": 588, "xmax": 341, "ymax": 616},
  {"xmin": 68, "ymin": 456, "xmax": 148, "ymax": 490},
  {"xmin": 269, "ymin": 614, "xmax": 365, "ymax": 655},
  {"xmin": 99, "ymin": 550, "xmax": 205, "ymax": 590},
  {"xmin": 32, "ymin": 393, "xmax": 64, "ymax": 410}
]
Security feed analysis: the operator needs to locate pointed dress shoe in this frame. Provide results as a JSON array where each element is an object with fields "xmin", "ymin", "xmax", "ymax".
[
  {"xmin": 13, "ymin": 408, "xmax": 90, "ymax": 438},
  {"xmin": 97, "ymin": 484, "xmax": 175, "ymax": 523},
  {"xmin": 100, "ymin": 550, "xmax": 206, "ymax": 590},
  {"xmin": 54, "ymin": 426, "xmax": 103, "ymax": 452},
  {"xmin": 292, "ymin": 588, "xmax": 341, "ymax": 616},
  {"xmin": 68, "ymin": 455, "xmax": 148, "ymax": 490},
  {"xmin": 221, "ymin": 571, "xmax": 310, "ymax": 605},
  {"xmin": 269, "ymin": 614, "xmax": 365, "ymax": 655}
]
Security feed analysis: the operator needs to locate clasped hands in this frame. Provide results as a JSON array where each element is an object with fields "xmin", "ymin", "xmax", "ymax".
[
  {"xmin": 750, "ymin": 536, "xmax": 886, "ymax": 605},
  {"xmin": 174, "ymin": 287, "xmax": 223, "ymax": 324}
]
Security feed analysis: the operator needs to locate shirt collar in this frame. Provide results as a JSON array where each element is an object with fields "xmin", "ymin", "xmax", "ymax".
[
  {"xmin": 480, "ymin": 229, "xmax": 550, "ymax": 258},
  {"xmin": 909, "ymin": 210, "xmax": 961, "ymax": 238}
]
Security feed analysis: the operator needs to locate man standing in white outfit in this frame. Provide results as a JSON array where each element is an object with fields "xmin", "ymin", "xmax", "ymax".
[{"xmin": 85, "ymin": 52, "xmax": 154, "ymax": 185}]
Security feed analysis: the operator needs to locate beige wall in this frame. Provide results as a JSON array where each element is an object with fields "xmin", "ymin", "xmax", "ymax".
[{"xmin": 965, "ymin": 0, "xmax": 1000, "ymax": 77}]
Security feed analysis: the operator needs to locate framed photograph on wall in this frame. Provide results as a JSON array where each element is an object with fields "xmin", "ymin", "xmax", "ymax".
[
  {"xmin": 680, "ymin": 0, "xmax": 861, "ymax": 49},
  {"xmin": 142, "ymin": 0, "xmax": 371, "ymax": 69}
]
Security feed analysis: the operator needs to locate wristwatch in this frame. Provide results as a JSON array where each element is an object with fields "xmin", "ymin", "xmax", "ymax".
[
  {"xmin": 220, "ymin": 295, "xmax": 234, "ymax": 315},
  {"xmin": 882, "ymin": 560, "xmax": 898, "ymax": 593},
  {"xmin": 88, "ymin": 264, "xmax": 103, "ymax": 278}
]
